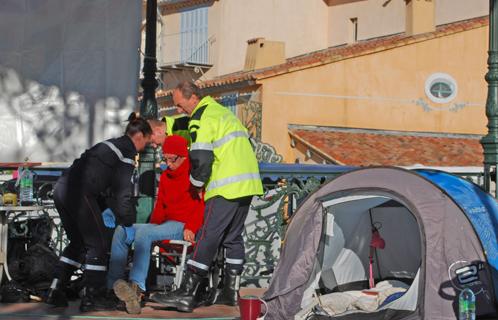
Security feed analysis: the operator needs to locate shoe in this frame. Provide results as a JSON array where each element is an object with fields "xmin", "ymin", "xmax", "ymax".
[
  {"xmin": 79, "ymin": 287, "xmax": 117, "ymax": 312},
  {"xmin": 113, "ymin": 280, "xmax": 143, "ymax": 314},
  {"xmin": 214, "ymin": 269, "xmax": 241, "ymax": 306},
  {"xmin": 45, "ymin": 278, "xmax": 69, "ymax": 307},
  {"xmin": 105, "ymin": 289, "xmax": 121, "ymax": 305},
  {"xmin": 116, "ymin": 297, "xmax": 146, "ymax": 311},
  {"xmin": 152, "ymin": 276, "xmax": 214, "ymax": 307},
  {"xmin": 196, "ymin": 276, "xmax": 217, "ymax": 307},
  {"xmin": 151, "ymin": 271, "xmax": 204, "ymax": 313},
  {"xmin": 45, "ymin": 288, "xmax": 68, "ymax": 307}
]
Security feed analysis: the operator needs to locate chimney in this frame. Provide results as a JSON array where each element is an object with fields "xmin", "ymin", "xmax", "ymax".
[
  {"xmin": 405, "ymin": 0, "xmax": 435, "ymax": 36},
  {"xmin": 244, "ymin": 37, "xmax": 285, "ymax": 71}
]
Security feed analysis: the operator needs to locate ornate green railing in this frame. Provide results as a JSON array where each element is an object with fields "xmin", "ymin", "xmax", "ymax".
[
  {"xmin": 241, "ymin": 165, "xmax": 486, "ymax": 287},
  {"xmin": 241, "ymin": 164, "xmax": 353, "ymax": 287},
  {"xmin": 0, "ymin": 165, "xmax": 488, "ymax": 288}
]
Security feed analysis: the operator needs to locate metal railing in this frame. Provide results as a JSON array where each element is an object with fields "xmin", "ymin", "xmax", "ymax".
[
  {"xmin": 0, "ymin": 164, "xmax": 490, "ymax": 288},
  {"xmin": 159, "ymin": 31, "xmax": 215, "ymax": 67},
  {"xmin": 241, "ymin": 165, "xmax": 488, "ymax": 287}
]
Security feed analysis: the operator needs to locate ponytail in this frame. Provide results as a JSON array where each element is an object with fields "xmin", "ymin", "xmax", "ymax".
[{"xmin": 125, "ymin": 113, "xmax": 152, "ymax": 137}]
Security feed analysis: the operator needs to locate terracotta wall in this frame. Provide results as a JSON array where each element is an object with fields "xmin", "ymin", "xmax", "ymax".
[{"xmin": 259, "ymin": 26, "xmax": 489, "ymax": 162}]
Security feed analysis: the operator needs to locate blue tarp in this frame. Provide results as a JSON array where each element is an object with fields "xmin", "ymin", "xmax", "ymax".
[{"xmin": 416, "ymin": 170, "xmax": 498, "ymax": 273}]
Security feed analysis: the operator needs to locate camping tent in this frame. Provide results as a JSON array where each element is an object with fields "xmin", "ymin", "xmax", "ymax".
[{"xmin": 263, "ymin": 167, "xmax": 498, "ymax": 319}]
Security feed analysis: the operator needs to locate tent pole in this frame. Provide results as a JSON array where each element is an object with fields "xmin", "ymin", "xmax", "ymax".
[{"xmin": 369, "ymin": 209, "xmax": 383, "ymax": 284}]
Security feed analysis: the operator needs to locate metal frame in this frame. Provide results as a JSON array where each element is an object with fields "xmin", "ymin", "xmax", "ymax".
[{"xmin": 155, "ymin": 240, "xmax": 193, "ymax": 290}]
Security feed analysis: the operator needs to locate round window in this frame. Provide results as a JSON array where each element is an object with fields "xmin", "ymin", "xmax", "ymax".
[{"xmin": 425, "ymin": 73, "xmax": 457, "ymax": 104}]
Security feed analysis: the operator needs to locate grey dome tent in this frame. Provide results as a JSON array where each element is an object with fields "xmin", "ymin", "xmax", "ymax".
[{"xmin": 263, "ymin": 167, "xmax": 498, "ymax": 320}]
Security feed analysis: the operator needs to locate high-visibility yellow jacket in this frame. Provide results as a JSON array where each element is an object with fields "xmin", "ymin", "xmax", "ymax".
[
  {"xmin": 162, "ymin": 115, "xmax": 191, "ymax": 145},
  {"xmin": 189, "ymin": 96, "xmax": 263, "ymax": 200}
]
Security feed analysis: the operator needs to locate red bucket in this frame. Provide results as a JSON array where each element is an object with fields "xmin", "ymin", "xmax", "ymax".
[{"xmin": 239, "ymin": 295, "xmax": 267, "ymax": 320}]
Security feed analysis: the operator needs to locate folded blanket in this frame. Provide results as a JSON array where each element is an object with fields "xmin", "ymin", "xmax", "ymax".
[
  {"xmin": 297, "ymin": 280, "xmax": 409, "ymax": 319},
  {"xmin": 363, "ymin": 279, "xmax": 409, "ymax": 306}
]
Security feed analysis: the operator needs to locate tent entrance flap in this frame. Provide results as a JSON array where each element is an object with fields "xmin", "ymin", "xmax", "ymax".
[
  {"xmin": 300, "ymin": 194, "xmax": 421, "ymax": 318},
  {"xmin": 319, "ymin": 194, "xmax": 421, "ymax": 292}
]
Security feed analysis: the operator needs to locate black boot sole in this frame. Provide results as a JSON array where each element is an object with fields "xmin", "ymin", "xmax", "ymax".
[
  {"xmin": 45, "ymin": 290, "xmax": 69, "ymax": 307},
  {"xmin": 154, "ymin": 300, "xmax": 194, "ymax": 313},
  {"xmin": 79, "ymin": 305, "xmax": 92, "ymax": 312},
  {"xmin": 214, "ymin": 299, "xmax": 238, "ymax": 306},
  {"xmin": 45, "ymin": 299, "xmax": 69, "ymax": 308},
  {"xmin": 213, "ymin": 290, "xmax": 238, "ymax": 306},
  {"xmin": 79, "ymin": 303, "xmax": 117, "ymax": 312},
  {"xmin": 177, "ymin": 304, "xmax": 194, "ymax": 313},
  {"xmin": 150, "ymin": 295, "xmax": 194, "ymax": 313}
]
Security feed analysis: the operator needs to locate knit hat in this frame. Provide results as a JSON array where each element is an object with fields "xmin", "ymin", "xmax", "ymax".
[{"xmin": 162, "ymin": 135, "xmax": 188, "ymax": 157}]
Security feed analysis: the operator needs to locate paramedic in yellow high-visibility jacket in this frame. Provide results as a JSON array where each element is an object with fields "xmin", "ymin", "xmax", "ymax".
[
  {"xmin": 162, "ymin": 114, "xmax": 191, "ymax": 145},
  {"xmin": 147, "ymin": 115, "xmax": 191, "ymax": 149},
  {"xmin": 151, "ymin": 81, "xmax": 263, "ymax": 312}
]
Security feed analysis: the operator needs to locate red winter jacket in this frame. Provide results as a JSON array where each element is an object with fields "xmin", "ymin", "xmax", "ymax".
[{"xmin": 149, "ymin": 157, "xmax": 204, "ymax": 234}]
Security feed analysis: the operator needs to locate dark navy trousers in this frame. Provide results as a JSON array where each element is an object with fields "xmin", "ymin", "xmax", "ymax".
[
  {"xmin": 52, "ymin": 174, "xmax": 113, "ymax": 288},
  {"xmin": 187, "ymin": 196, "xmax": 253, "ymax": 275}
]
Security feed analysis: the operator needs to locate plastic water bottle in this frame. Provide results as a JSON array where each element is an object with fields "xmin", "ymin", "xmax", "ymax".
[
  {"xmin": 19, "ymin": 167, "xmax": 34, "ymax": 205},
  {"xmin": 459, "ymin": 287, "xmax": 476, "ymax": 320}
]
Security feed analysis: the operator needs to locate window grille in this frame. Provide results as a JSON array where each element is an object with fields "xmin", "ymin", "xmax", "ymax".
[
  {"xmin": 180, "ymin": 6, "xmax": 208, "ymax": 64},
  {"xmin": 219, "ymin": 94, "xmax": 238, "ymax": 115}
]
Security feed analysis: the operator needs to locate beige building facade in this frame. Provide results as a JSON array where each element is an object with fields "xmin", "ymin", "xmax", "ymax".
[
  {"xmin": 155, "ymin": 0, "xmax": 487, "ymax": 84},
  {"xmin": 154, "ymin": 0, "xmax": 491, "ymax": 166}
]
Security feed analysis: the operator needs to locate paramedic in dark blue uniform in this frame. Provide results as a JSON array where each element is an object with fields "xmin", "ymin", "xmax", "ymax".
[{"xmin": 46, "ymin": 115, "xmax": 152, "ymax": 312}]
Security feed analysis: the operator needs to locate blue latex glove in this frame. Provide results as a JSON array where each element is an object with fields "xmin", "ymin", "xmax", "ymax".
[
  {"xmin": 124, "ymin": 226, "xmax": 136, "ymax": 245},
  {"xmin": 102, "ymin": 208, "xmax": 116, "ymax": 228}
]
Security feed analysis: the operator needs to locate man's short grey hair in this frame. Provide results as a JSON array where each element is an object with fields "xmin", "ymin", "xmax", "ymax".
[
  {"xmin": 148, "ymin": 119, "xmax": 165, "ymax": 129},
  {"xmin": 175, "ymin": 81, "xmax": 203, "ymax": 99}
]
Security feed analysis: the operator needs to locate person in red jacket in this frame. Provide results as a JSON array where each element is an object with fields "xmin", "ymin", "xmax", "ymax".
[{"xmin": 106, "ymin": 135, "xmax": 204, "ymax": 314}]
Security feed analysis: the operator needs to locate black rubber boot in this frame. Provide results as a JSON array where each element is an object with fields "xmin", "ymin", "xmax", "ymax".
[
  {"xmin": 214, "ymin": 269, "xmax": 241, "ymax": 306},
  {"xmin": 46, "ymin": 253, "xmax": 84, "ymax": 307},
  {"xmin": 151, "ymin": 271, "xmax": 205, "ymax": 312},
  {"xmin": 194, "ymin": 276, "xmax": 216, "ymax": 307},
  {"xmin": 45, "ymin": 278, "xmax": 68, "ymax": 307},
  {"xmin": 79, "ymin": 287, "xmax": 118, "ymax": 312}
]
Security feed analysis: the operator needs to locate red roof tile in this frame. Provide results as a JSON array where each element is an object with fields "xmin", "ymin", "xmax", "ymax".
[
  {"xmin": 289, "ymin": 127, "xmax": 483, "ymax": 167},
  {"xmin": 199, "ymin": 15, "xmax": 488, "ymax": 89},
  {"xmin": 159, "ymin": 0, "xmax": 217, "ymax": 14}
]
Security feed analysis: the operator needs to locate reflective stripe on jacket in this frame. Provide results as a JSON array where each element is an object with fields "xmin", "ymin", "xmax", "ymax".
[
  {"xmin": 189, "ymin": 96, "xmax": 263, "ymax": 200},
  {"xmin": 66, "ymin": 135, "xmax": 138, "ymax": 226}
]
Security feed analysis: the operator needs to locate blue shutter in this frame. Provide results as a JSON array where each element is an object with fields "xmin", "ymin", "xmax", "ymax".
[
  {"xmin": 219, "ymin": 94, "xmax": 238, "ymax": 115},
  {"xmin": 180, "ymin": 7, "xmax": 208, "ymax": 64}
]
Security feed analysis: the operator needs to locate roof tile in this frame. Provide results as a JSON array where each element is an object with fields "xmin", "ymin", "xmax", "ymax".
[{"xmin": 289, "ymin": 127, "xmax": 483, "ymax": 167}]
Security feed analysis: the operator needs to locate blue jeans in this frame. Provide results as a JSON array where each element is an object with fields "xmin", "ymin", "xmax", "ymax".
[{"xmin": 106, "ymin": 221, "xmax": 184, "ymax": 291}]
